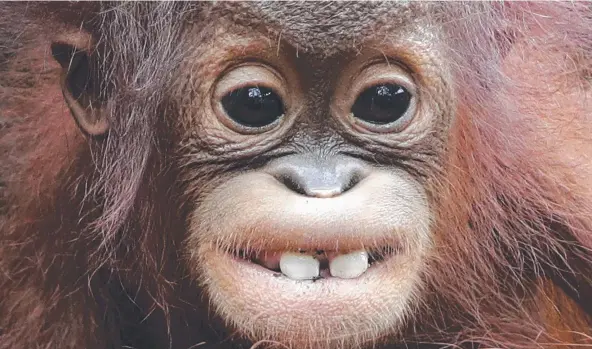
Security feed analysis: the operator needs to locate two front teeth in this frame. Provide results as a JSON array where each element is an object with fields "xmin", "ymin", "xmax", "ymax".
[{"xmin": 278, "ymin": 250, "xmax": 369, "ymax": 280}]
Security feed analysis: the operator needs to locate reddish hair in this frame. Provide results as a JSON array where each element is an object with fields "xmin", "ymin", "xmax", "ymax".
[{"xmin": 0, "ymin": 2, "xmax": 590, "ymax": 348}]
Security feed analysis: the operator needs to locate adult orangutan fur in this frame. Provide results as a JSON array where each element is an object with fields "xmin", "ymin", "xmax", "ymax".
[{"xmin": 0, "ymin": 2, "xmax": 591, "ymax": 349}]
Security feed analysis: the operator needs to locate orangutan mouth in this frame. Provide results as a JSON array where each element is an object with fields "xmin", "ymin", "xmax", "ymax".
[{"xmin": 236, "ymin": 247, "xmax": 397, "ymax": 281}]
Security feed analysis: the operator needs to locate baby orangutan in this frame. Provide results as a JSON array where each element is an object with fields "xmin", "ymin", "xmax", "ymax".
[{"xmin": 0, "ymin": 2, "xmax": 590, "ymax": 349}]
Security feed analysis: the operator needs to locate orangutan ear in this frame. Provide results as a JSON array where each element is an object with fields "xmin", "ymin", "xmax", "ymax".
[{"xmin": 51, "ymin": 32, "xmax": 109, "ymax": 136}]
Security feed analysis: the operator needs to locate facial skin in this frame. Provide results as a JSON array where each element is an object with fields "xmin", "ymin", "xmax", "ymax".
[{"xmin": 175, "ymin": 3, "xmax": 453, "ymax": 347}]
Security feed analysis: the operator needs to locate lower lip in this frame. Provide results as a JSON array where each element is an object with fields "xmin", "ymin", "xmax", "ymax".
[{"xmin": 199, "ymin": 246, "xmax": 424, "ymax": 346}]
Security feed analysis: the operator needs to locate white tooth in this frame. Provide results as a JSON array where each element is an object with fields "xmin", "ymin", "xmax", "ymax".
[
  {"xmin": 279, "ymin": 252, "xmax": 320, "ymax": 280},
  {"xmin": 329, "ymin": 250, "xmax": 369, "ymax": 279}
]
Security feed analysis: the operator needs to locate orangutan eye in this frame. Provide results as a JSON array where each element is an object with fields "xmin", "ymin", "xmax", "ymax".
[
  {"xmin": 221, "ymin": 86, "xmax": 285, "ymax": 128},
  {"xmin": 351, "ymin": 83, "xmax": 412, "ymax": 126}
]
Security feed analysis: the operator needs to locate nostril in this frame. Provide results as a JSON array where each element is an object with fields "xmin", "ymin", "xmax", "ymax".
[
  {"xmin": 276, "ymin": 174, "xmax": 307, "ymax": 196},
  {"xmin": 342, "ymin": 172, "xmax": 363, "ymax": 193}
]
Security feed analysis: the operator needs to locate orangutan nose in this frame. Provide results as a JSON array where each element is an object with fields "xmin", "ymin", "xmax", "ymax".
[{"xmin": 267, "ymin": 154, "xmax": 369, "ymax": 198}]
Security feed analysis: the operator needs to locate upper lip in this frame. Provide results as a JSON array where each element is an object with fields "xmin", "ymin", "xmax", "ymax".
[
  {"xmin": 214, "ymin": 235, "xmax": 403, "ymax": 260},
  {"xmin": 191, "ymin": 171, "xmax": 429, "ymax": 261}
]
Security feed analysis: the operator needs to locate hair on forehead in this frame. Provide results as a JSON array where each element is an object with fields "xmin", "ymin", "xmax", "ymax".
[{"xmin": 201, "ymin": 1, "xmax": 432, "ymax": 57}]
